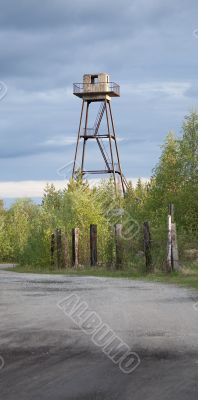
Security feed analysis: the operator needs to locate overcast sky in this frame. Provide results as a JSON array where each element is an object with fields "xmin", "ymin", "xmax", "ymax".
[{"xmin": 0, "ymin": 0, "xmax": 198, "ymax": 201}]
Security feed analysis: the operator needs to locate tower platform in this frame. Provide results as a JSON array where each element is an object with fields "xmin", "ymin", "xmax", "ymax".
[{"xmin": 73, "ymin": 73, "xmax": 120, "ymax": 100}]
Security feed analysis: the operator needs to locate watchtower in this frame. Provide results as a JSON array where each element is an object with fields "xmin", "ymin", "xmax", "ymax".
[{"xmin": 72, "ymin": 73, "xmax": 127, "ymax": 194}]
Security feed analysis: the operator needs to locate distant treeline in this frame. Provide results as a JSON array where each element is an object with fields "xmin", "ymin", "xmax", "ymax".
[{"xmin": 0, "ymin": 111, "xmax": 198, "ymax": 269}]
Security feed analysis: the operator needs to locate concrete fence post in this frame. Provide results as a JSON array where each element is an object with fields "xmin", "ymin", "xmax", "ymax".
[{"xmin": 72, "ymin": 228, "xmax": 79, "ymax": 268}]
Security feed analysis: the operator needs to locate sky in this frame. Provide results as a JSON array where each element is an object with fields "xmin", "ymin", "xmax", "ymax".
[{"xmin": 0, "ymin": 0, "xmax": 198, "ymax": 204}]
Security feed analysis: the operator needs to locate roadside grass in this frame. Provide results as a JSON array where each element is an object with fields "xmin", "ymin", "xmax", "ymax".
[{"xmin": 9, "ymin": 263, "xmax": 198, "ymax": 290}]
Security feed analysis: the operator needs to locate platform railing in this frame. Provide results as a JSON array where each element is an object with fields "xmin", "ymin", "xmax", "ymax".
[{"xmin": 73, "ymin": 82, "xmax": 120, "ymax": 96}]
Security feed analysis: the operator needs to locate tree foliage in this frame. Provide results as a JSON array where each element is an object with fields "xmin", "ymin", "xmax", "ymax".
[{"xmin": 0, "ymin": 111, "xmax": 198, "ymax": 268}]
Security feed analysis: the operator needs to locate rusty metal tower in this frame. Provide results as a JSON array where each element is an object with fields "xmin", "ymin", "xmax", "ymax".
[{"xmin": 72, "ymin": 73, "xmax": 127, "ymax": 194}]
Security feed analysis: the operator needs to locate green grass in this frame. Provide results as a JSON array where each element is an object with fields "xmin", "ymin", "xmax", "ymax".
[
  {"xmin": 143, "ymin": 271, "xmax": 198, "ymax": 289},
  {"xmin": 9, "ymin": 263, "xmax": 198, "ymax": 290}
]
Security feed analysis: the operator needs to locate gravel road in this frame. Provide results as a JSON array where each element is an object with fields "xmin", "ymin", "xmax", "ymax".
[{"xmin": 0, "ymin": 268, "xmax": 198, "ymax": 399}]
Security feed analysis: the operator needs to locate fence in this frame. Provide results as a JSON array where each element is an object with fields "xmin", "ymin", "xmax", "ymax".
[{"xmin": 50, "ymin": 206, "xmax": 180, "ymax": 272}]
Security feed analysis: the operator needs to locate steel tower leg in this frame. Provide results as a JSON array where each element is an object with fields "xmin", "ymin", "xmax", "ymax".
[
  {"xmin": 81, "ymin": 101, "xmax": 89, "ymax": 173},
  {"xmin": 108, "ymin": 101, "xmax": 125, "ymax": 194},
  {"xmin": 105, "ymin": 99, "xmax": 117, "ymax": 193},
  {"xmin": 72, "ymin": 100, "xmax": 85, "ymax": 177},
  {"xmin": 72, "ymin": 98, "xmax": 126, "ymax": 195}
]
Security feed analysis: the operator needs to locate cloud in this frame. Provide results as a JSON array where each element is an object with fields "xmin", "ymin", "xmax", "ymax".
[
  {"xmin": 41, "ymin": 136, "xmax": 76, "ymax": 146},
  {"xmin": 0, "ymin": 180, "xmax": 66, "ymax": 198},
  {"xmin": 122, "ymin": 82, "xmax": 191, "ymax": 99},
  {"xmin": 0, "ymin": 0, "xmax": 175, "ymax": 31},
  {"xmin": 0, "ymin": 81, "xmax": 8, "ymax": 101},
  {"xmin": 0, "ymin": 178, "xmax": 149, "ymax": 199},
  {"xmin": 0, "ymin": 0, "xmax": 198, "ymax": 193},
  {"xmin": 185, "ymin": 83, "xmax": 198, "ymax": 99}
]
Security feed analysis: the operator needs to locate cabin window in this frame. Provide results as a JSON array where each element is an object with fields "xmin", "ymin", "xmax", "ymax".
[{"xmin": 91, "ymin": 75, "xmax": 98, "ymax": 84}]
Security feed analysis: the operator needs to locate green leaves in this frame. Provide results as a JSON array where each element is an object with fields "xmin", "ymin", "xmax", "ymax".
[{"xmin": 0, "ymin": 112, "xmax": 198, "ymax": 268}]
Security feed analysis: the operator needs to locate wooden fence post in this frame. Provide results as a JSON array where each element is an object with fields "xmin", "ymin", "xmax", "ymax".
[
  {"xmin": 167, "ymin": 215, "xmax": 172, "ymax": 272},
  {"xmin": 90, "ymin": 224, "xmax": 97, "ymax": 266},
  {"xmin": 62, "ymin": 233, "xmax": 68, "ymax": 269},
  {"xmin": 143, "ymin": 221, "xmax": 153, "ymax": 272},
  {"xmin": 51, "ymin": 233, "xmax": 55, "ymax": 265},
  {"xmin": 171, "ymin": 223, "xmax": 180, "ymax": 271},
  {"xmin": 56, "ymin": 228, "xmax": 62, "ymax": 269},
  {"xmin": 72, "ymin": 228, "xmax": 79, "ymax": 268},
  {"xmin": 115, "ymin": 223, "xmax": 123, "ymax": 269}
]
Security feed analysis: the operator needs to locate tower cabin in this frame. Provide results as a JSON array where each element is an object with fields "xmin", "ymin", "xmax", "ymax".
[{"xmin": 73, "ymin": 73, "xmax": 120, "ymax": 101}]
